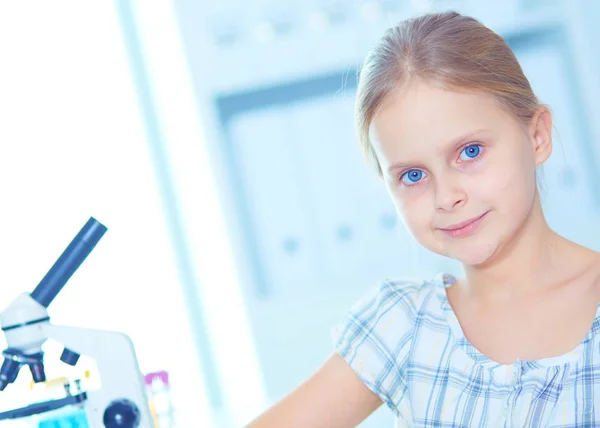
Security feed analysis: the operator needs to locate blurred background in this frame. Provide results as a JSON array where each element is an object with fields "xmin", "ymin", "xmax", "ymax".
[{"xmin": 0, "ymin": 0, "xmax": 599, "ymax": 426}]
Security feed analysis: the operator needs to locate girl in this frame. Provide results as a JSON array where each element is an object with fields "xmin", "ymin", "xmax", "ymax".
[{"xmin": 248, "ymin": 10, "xmax": 600, "ymax": 427}]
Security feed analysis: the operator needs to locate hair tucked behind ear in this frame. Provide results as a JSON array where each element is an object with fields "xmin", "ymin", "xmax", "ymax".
[{"xmin": 356, "ymin": 11, "xmax": 541, "ymax": 176}]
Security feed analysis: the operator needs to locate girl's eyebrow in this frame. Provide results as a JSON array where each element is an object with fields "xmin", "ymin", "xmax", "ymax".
[{"xmin": 387, "ymin": 128, "xmax": 490, "ymax": 173}]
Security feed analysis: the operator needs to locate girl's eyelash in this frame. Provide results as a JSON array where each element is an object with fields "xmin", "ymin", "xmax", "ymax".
[
  {"xmin": 458, "ymin": 143, "xmax": 483, "ymax": 161},
  {"xmin": 397, "ymin": 143, "xmax": 484, "ymax": 186},
  {"xmin": 398, "ymin": 169, "xmax": 426, "ymax": 185}
]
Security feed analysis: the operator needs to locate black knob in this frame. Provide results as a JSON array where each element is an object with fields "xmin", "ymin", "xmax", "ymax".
[
  {"xmin": 60, "ymin": 348, "xmax": 81, "ymax": 366},
  {"xmin": 103, "ymin": 399, "xmax": 141, "ymax": 428}
]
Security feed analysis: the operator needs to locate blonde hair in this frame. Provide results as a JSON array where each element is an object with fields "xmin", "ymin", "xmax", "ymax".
[{"xmin": 356, "ymin": 11, "xmax": 542, "ymax": 176}]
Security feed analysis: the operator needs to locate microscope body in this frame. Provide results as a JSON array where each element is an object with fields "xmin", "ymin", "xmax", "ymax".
[{"xmin": 0, "ymin": 218, "xmax": 155, "ymax": 427}]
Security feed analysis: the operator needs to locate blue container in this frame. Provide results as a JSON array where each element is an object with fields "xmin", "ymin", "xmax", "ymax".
[{"xmin": 37, "ymin": 410, "xmax": 89, "ymax": 428}]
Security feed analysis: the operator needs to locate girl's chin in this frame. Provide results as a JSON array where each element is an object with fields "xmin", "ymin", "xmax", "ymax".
[{"xmin": 438, "ymin": 241, "xmax": 499, "ymax": 266}]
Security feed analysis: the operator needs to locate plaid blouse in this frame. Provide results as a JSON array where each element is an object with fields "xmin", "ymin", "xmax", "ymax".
[{"xmin": 332, "ymin": 273, "xmax": 600, "ymax": 427}]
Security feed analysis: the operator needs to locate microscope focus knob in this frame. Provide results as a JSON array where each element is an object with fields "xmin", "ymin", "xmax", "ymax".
[{"xmin": 103, "ymin": 398, "xmax": 141, "ymax": 428}]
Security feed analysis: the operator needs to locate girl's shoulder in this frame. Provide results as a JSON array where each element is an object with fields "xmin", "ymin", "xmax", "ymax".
[
  {"xmin": 331, "ymin": 273, "xmax": 450, "ymax": 410},
  {"xmin": 332, "ymin": 272, "xmax": 450, "ymax": 356},
  {"xmin": 342, "ymin": 273, "xmax": 448, "ymax": 322}
]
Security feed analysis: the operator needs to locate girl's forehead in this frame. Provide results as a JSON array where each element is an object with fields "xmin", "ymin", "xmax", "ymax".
[
  {"xmin": 370, "ymin": 82, "xmax": 509, "ymax": 149},
  {"xmin": 377, "ymin": 81, "xmax": 500, "ymax": 128}
]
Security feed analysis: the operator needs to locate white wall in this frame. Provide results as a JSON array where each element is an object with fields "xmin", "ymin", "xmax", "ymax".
[{"xmin": 0, "ymin": 2, "xmax": 212, "ymax": 426}]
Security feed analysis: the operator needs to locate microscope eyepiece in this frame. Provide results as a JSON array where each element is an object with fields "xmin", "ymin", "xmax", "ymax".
[{"xmin": 30, "ymin": 217, "xmax": 107, "ymax": 308}]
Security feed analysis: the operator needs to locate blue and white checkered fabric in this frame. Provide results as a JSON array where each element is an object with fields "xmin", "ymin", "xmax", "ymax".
[{"xmin": 333, "ymin": 273, "xmax": 600, "ymax": 427}]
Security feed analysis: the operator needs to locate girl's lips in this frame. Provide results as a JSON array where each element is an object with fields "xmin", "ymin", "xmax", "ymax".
[{"xmin": 439, "ymin": 211, "xmax": 489, "ymax": 238}]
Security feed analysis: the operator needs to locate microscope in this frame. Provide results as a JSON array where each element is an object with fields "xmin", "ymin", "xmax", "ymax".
[{"xmin": 0, "ymin": 217, "xmax": 154, "ymax": 427}]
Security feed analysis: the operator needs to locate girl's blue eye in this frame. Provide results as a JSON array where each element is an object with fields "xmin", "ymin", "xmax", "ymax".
[
  {"xmin": 460, "ymin": 144, "xmax": 482, "ymax": 160},
  {"xmin": 401, "ymin": 169, "xmax": 426, "ymax": 184}
]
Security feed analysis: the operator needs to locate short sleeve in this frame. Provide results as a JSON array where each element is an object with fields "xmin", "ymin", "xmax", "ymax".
[{"xmin": 331, "ymin": 279, "xmax": 419, "ymax": 414}]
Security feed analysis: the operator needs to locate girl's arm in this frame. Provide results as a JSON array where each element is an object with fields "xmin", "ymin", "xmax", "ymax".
[{"xmin": 246, "ymin": 353, "xmax": 382, "ymax": 428}]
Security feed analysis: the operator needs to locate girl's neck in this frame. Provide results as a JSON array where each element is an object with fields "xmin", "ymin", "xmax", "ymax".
[{"xmin": 460, "ymin": 200, "xmax": 590, "ymax": 303}]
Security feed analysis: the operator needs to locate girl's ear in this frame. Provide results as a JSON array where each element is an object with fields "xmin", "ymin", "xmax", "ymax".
[{"xmin": 529, "ymin": 106, "xmax": 553, "ymax": 166}]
